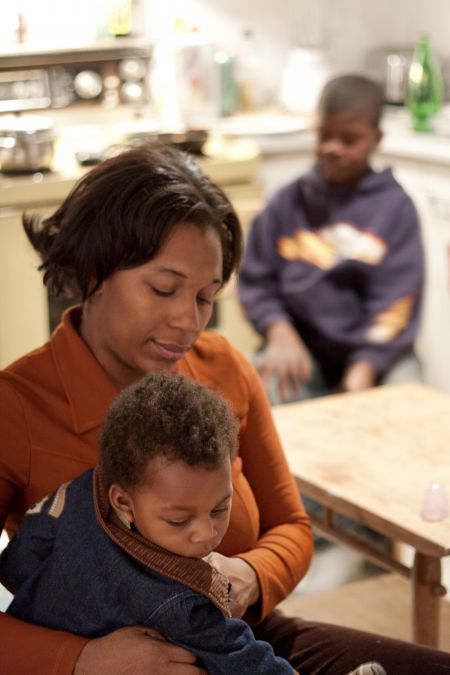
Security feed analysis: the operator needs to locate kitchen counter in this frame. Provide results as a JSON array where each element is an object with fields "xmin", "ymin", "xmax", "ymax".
[
  {"xmin": 234, "ymin": 106, "xmax": 450, "ymax": 167},
  {"xmin": 5, "ymin": 104, "xmax": 450, "ymax": 211},
  {"xmin": 0, "ymin": 108, "xmax": 261, "ymax": 210},
  {"xmin": 218, "ymin": 106, "xmax": 450, "ymax": 209},
  {"xmin": 380, "ymin": 106, "xmax": 450, "ymax": 166}
]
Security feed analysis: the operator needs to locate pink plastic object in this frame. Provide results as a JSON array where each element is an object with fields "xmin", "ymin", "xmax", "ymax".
[{"xmin": 420, "ymin": 481, "xmax": 449, "ymax": 521}]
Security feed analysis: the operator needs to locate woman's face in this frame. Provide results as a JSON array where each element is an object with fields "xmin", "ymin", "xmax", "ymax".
[{"xmin": 81, "ymin": 223, "xmax": 223, "ymax": 389}]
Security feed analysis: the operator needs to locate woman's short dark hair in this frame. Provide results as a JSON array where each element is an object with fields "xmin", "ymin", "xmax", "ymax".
[
  {"xmin": 98, "ymin": 371, "xmax": 238, "ymax": 489},
  {"xmin": 318, "ymin": 74, "xmax": 384, "ymax": 128},
  {"xmin": 23, "ymin": 144, "xmax": 242, "ymax": 299}
]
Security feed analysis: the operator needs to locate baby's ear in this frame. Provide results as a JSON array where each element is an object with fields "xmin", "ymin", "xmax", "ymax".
[{"xmin": 109, "ymin": 483, "xmax": 135, "ymax": 526}]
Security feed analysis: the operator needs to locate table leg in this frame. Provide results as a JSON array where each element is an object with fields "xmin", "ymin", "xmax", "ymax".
[{"xmin": 412, "ymin": 552, "xmax": 445, "ymax": 647}]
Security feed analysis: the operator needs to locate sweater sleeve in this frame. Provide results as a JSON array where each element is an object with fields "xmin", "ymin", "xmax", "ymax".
[
  {"xmin": 238, "ymin": 204, "xmax": 294, "ymax": 335},
  {"xmin": 0, "ymin": 613, "xmax": 87, "ymax": 675},
  {"xmin": 347, "ymin": 197, "xmax": 424, "ymax": 374},
  {"xmin": 0, "ymin": 496, "xmax": 61, "ymax": 593},
  {"xmin": 0, "ymin": 376, "xmax": 88, "ymax": 675},
  {"xmin": 231, "ymin": 351, "xmax": 313, "ymax": 622},
  {"xmin": 0, "ymin": 377, "xmax": 29, "ymax": 536},
  {"xmin": 147, "ymin": 590, "xmax": 296, "ymax": 674}
]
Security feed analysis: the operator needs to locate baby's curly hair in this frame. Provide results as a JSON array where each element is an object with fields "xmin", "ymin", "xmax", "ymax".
[{"xmin": 99, "ymin": 372, "xmax": 239, "ymax": 489}]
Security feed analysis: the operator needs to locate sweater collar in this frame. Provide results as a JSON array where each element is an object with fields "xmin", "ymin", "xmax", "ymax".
[
  {"xmin": 93, "ymin": 468, "xmax": 232, "ymax": 616},
  {"xmin": 51, "ymin": 305, "xmax": 119, "ymax": 434}
]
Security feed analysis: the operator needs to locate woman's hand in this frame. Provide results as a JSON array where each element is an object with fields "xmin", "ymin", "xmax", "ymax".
[
  {"xmin": 259, "ymin": 321, "xmax": 313, "ymax": 402},
  {"xmin": 74, "ymin": 626, "xmax": 206, "ymax": 675},
  {"xmin": 203, "ymin": 553, "xmax": 260, "ymax": 618},
  {"xmin": 341, "ymin": 360, "xmax": 376, "ymax": 392}
]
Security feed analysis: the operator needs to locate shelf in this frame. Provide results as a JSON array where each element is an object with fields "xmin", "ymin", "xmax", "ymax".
[{"xmin": 0, "ymin": 39, "xmax": 152, "ymax": 69}]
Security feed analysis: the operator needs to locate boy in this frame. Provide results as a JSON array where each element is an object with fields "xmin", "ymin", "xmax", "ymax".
[
  {"xmin": 0, "ymin": 372, "xmax": 385, "ymax": 675},
  {"xmin": 238, "ymin": 74, "xmax": 424, "ymax": 403}
]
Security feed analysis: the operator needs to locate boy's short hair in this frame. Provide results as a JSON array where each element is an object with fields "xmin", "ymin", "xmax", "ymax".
[
  {"xmin": 99, "ymin": 372, "xmax": 239, "ymax": 488},
  {"xmin": 318, "ymin": 74, "xmax": 384, "ymax": 128}
]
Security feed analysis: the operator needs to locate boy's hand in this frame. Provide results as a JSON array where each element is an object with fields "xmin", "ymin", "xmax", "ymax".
[
  {"xmin": 259, "ymin": 321, "xmax": 312, "ymax": 402},
  {"xmin": 203, "ymin": 553, "xmax": 260, "ymax": 618},
  {"xmin": 341, "ymin": 360, "xmax": 376, "ymax": 392},
  {"xmin": 74, "ymin": 626, "xmax": 206, "ymax": 675}
]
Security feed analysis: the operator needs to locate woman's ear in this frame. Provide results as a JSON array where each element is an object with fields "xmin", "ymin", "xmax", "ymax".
[
  {"xmin": 86, "ymin": 280, "xmax": 104, "ymax": 299},
  {"xmin": 109, "ymin": 483, "xmax": 135, "ymax": 526}
]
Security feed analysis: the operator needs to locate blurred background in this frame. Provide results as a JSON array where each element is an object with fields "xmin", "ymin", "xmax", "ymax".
[
  {"xmin": 2, "ymin": 0, "xmax": 450, "ymax": 391},
  {"xmin": 2, "ymin": 0, "xmax": 450, "ymax": 118},
  {"xmin": 2, "ymin": 0, "xmax": 450, "ymax": 621}
]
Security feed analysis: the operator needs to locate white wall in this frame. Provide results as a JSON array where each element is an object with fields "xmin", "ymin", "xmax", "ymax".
[
  {"xmin": 323, "ymin": 0, "xmax": 447, "ymax": 70},
  {"xmin": 144, "ymin": 0, "xmax": 294, "ymax": 104},
  {"xmin": 143, "ymin": 0, "xmax": 450, "ymax": 105}
]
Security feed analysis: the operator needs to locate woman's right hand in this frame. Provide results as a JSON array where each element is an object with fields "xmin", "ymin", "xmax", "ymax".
[
  {"xmin": 258, "ymin": 321, "xmax": 312, "ymax": 402},
  {"xmin": 74, "ymin": 625, "xmax": 206, "ymax": 675}
]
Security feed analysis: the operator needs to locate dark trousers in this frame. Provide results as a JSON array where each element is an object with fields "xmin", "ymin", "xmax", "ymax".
[{"xmin": 253, "ymin": 609, "xmax": 450, "ymax": 674}]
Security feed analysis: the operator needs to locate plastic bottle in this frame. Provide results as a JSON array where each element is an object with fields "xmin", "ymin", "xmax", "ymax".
[
  {"xmin": 407, "ymin": 34, "xmax": 443, "ymax": 132},
  {"xmin": 235, "ymin": 28, "xmax": 265, "ymax": 111},
  {"xmin": 107, "ymin": 0, "xmax": 132, "ymax": 37},
  {"xmin": 215, "ymin": 49, "xmax": 238, "ymax": 117},
  {"xmin": 150, "ymin": 19, "xmax": 222, "ymax": 129}
]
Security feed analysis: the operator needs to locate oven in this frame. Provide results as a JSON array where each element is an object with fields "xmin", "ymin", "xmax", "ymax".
[{"xmin": 0, "ymin": 41, "xmax": 152, "ymax": 113}]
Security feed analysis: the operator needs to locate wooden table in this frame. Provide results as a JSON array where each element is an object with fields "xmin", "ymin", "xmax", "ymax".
[{"xmin": 272, "ymin": 383, "xmax": 450, "ymax": 648}]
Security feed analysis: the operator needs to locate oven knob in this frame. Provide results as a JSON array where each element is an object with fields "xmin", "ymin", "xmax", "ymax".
[
  {"xmin": 118, "ymin": 58, "xmax": 147, "ymax": 82},
  {"xmin": 73, "ymin": 70, "xmax": 103, "ymax": 99},
  {"xmin": 121, "ymin": 80, "xmax": 144, "ymax": 102}
]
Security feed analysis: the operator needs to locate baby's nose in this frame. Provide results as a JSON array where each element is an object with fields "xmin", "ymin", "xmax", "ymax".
[{"xmin": 191, "ymin": 519, "xmax": 215, "ymax": 543}]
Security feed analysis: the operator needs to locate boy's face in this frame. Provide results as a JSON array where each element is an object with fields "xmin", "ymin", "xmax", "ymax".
[
  {"xmin": 315, "ymin": 110, "xmax": 382, "ymax": 185},
  {"xmin": 110, "ymin": 457, "xmax": 232, "ymax": 558}
]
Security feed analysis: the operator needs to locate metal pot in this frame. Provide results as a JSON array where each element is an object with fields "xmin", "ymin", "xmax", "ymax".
[{"xmin": 0, "ymin": 115, "xmax": 56, "ymax": 173}]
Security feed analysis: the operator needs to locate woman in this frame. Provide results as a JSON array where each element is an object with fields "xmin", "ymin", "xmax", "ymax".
[{"xmin": 0, "ymin": 145, "xmax": 448, "ymax": 675}]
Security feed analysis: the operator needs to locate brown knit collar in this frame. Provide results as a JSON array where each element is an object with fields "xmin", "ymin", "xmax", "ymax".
[{"xmin": 93, "ymin": 468, "xmax": 232, "ymax": 616}]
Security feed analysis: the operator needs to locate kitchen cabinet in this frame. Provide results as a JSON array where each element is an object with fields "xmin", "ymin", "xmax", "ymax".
[
  {"xmin": 372, "ymin": 153, "xmax": 450, "ymax": 394},
  {"xmin": 258, "ymin": 144, "xmax": 313, "ymax": 199},
  {"xmin": 0, "ymin": 129, "xmax": 93, "ymax": 367},
  {"xmin": 0, "ymin": 153, "xmax": 89, "ymax": 367},
  {"xmin": 212, "ymin": 182, "xmax": 262, "ymax": 356},
  {"xmin": 0, "ymin": 206, "xmax": 50, "ymax": 367}
]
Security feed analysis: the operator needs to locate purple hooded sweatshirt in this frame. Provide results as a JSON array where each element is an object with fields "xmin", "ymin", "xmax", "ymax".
[{"xmin": 238, "ymin": 166, "xmax": 424, "ymax": 382}]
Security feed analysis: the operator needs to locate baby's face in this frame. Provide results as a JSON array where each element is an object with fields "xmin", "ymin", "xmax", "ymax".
[
  {"xmin": 114, "ymin": 457, "xmax": 232, "ymax": 558},
  {"xmin": 315, "ymin": 110, "xmax": 381, "ymax": 185}
]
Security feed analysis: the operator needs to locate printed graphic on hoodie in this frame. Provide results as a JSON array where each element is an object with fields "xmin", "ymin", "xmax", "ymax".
[{"xmin": 278, "ymin": 222, "xmax": 387, "ymax": 269}]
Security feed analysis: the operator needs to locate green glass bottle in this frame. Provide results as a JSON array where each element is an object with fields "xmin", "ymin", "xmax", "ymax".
[{"xmin": 407, "ymin": 35, "xmax": 443, "ymax": 132}]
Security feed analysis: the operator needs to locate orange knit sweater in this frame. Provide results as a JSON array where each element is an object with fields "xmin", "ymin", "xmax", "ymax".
[{"xmin": 0, "ymin": 307, "xmax": 312, "ymax": 675}]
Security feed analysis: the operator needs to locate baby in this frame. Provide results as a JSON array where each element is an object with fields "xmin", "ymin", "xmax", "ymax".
[{"xmin": 0, "ymin": 371, "xmax": 297, "ymax": 673}]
